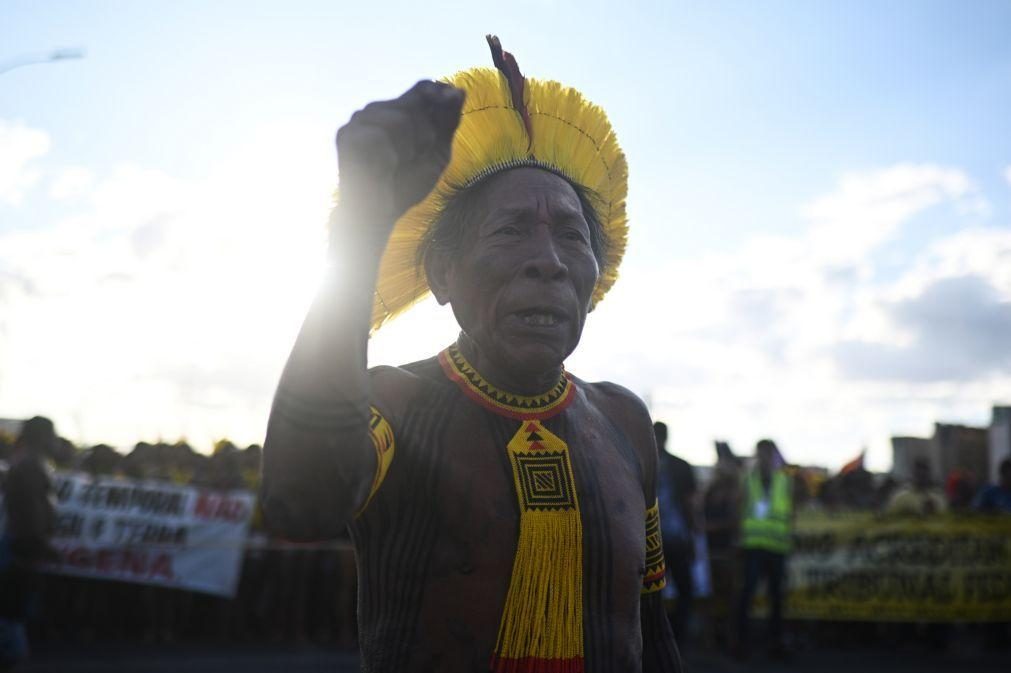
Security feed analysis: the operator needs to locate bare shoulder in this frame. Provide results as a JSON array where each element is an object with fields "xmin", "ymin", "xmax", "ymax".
[
  {"xmin": 578, "ymin": 378, "xmax": 650, "ymax": 421},
  {"xmin": 367, "ymin": 354, "xmax": 448, "ymax": 420},
  {"xmin": 368, "ymin": 363, "xmax": 423, "ymax": 396},
  {"xmin": 576, "ymin": 378, "xmax": 656, "ymax": 456},
  {"xmin": 576, "ymin": 378, "xmax": 658, "ymax": 498}
]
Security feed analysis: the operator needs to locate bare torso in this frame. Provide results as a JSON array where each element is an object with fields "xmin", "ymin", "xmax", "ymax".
[{"xmin": 352, "ymin": 353, "xmax": 655, "ymax": 672}]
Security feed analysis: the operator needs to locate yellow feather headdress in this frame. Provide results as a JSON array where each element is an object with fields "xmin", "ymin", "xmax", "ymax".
[{"xmin": 360, "ymin": 37, "xmax": 628, "ymax": 333}]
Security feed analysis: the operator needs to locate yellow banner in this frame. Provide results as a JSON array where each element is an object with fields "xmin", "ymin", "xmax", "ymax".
[{"xmin": 782, "ymin": 513, "xmax": 1011, "ymax": 622}]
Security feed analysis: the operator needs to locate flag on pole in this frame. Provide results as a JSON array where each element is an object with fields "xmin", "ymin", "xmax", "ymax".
[{"xmin": 839, "ymin": 450, "xmax": 865, "ymax": 475}]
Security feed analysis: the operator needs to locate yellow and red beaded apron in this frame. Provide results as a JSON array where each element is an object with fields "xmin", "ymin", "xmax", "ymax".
[{"xmin": 440, "ymin": 343, "xmax": 583, "ymax": 673}]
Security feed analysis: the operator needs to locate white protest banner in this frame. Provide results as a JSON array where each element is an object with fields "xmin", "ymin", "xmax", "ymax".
[{"xmin": 45, "ymin": 471, "xmax": 254, "ymax": 598}]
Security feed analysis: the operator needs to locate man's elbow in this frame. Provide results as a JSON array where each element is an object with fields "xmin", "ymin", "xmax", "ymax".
[
  {"xmin": 260, "ymin": 486, "xmax": 350, "ymax": 542},
  {"xmin": 259, "ymin": 429, "xmax": 374, "ymax": 539}
]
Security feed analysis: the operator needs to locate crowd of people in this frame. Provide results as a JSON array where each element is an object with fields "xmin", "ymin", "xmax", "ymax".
[
  {"xmin": 2, "ymin": 415, "xmax": 1010, "ymax": 660},
  {"xmin": 0, "ymin": 419, "xmax": 358, "ymax": 655},
  {"xmin": 656, "ymin": 425, "xmax": 1011, "ymax": 660}
]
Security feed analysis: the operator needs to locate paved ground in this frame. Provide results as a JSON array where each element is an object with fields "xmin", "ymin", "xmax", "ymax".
[
  {"xmin": 20, "ymin": 643, "xmax": 1011, "ymax": 673},
  {"xmin": 23, "ymin": 644, "xmax": 357, "ymax": 673},
  {"xmin": 683, "ymin": 647, "xmax": 1010, "ymax": 673}
]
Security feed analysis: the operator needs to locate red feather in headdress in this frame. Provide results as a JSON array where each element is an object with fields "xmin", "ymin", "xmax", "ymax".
[{"xmin": 486, "ymin": 34, "xmax": 534, "ymax": 149}]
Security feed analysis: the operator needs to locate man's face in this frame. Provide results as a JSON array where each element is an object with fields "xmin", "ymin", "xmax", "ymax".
[{"xmin": 443, "ymin": 168, "xmax": 600, "ymax": 379}]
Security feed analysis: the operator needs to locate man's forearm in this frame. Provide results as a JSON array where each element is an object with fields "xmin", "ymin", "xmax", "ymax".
[
  {"xmin": 641, "ymin": 592, "xmax": 682, "ymax": 673},
  {"xmin": 260, "ymin": 79, "xmax": 462, "ymax": 540},
  {"xmin": 261, "ymin": 225, "xmax": 384, "ymax": 540}
]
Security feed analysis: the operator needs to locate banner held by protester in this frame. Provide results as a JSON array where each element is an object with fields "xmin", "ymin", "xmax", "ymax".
[
  {"xmin": 784, "ymin": 512, "xmax": 1011, "ymax": 622},
  {"xmin": 44, "ymin": 471, "xmax": 254, "ymax": 598}
]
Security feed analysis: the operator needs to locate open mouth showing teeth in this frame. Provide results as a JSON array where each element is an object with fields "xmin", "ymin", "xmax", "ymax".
[{"xmin": 518, "ymin": 311, "xmax": 562, "ymax": 327}]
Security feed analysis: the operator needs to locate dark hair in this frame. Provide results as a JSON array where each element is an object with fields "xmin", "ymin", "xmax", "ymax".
[
  {"xmin": 756, "ymin": 439, "xmax": 778, "ymax": 453},
  {"xmin": 17, "ymin": 416, "xmax": 56, "ymax": 454},
  {"xmin": 652, "ymin": 421, "xmax": 668, "ymax": 446},
  {"xmin": 417, "ymin": 168, "xmax": 610, "ymax": 276}
]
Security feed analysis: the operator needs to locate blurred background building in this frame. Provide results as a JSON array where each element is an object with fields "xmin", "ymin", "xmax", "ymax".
[
  {"xmin": 892, "ymin": 405, "xmax": 1010, "ymax": 483},
  {"xmin": 990, "ymin": 406, "xmax": 1011, "ymax": 482},
  {"xmin": 0, "ymin": 418, "xmax": 25, "ymax": 438}
]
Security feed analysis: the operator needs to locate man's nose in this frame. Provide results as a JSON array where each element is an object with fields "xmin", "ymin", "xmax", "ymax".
[{"xmin": 521, "ymin": 225, "xmax": 567, "ymax": 281}]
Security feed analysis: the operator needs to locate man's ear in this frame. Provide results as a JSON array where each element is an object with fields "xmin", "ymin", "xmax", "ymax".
[{"xmin": 424, "ymin": 248, "xmax": 453, "ymax": 306}]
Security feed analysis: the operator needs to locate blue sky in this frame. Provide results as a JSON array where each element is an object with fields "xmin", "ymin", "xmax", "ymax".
[{"xmin": 2, "ymin": 1, "xmax": 1010, "ymax": 472}]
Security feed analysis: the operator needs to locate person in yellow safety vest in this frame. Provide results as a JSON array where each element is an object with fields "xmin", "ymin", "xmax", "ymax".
[{"xmin": 734, "ymin": 438, "xmax": 793, "ymax": 661}]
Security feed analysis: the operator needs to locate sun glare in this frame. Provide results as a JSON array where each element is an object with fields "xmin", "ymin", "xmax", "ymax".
[{"xmin": 368, "ymin": 297, "xmax": 460, "ymax": 367}]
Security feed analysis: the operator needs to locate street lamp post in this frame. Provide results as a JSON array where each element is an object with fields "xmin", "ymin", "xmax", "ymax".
[{"xmin": 0, "ymin": 47, "xmax": 85, "ymax": 75}]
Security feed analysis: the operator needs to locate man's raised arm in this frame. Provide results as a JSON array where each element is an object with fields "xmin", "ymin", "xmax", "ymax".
[{"xmin": 260, "ymin": 81, "xmax": 464, "ymax": 540}]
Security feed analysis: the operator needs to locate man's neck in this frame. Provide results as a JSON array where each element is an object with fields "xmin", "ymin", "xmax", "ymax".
[{"xmin": 456, "ymin": 333, "xmax": 564, "ymax": 396}]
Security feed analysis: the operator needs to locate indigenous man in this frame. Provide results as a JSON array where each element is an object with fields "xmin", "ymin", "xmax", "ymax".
[{"xmin": 262, "ymin": 38, "xmax": 680, "ymax": 672}]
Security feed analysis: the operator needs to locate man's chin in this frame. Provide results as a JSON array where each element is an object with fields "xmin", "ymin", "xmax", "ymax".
[{"xmin": 498, "ymin": 335, "xmax": 572, "ymax": 377}]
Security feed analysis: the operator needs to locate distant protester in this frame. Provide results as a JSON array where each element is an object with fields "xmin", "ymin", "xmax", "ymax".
[
  {"xmin": 735, "ymin": 439, "xmax": 793, "ymax": 661},
  {"xmin": 944, "ymin": 469, "xmax": 977, "ymax": 512},
  {"xmin": 838, "ymin": 468, "xmax": 876, "ymax": 510},
  {"xmin": 973, "ymin": 458, "xmax": 1011, "ymax": 514},
  {"xmin": 0, "ymin": 416, "xmax": 59, "ymax": 668},
  {"xmin": 703, "ymin": 443, "xmax": 741, "ymax": 649},
  {"xmin": 874, "ymin": 475, "xmax": 900, "ymax": 512},
  {"xmin": 654, "ymin": 422, "xmax": 698, "ymax": 643},
  {"xmin": 885, "ymin": 458, "xmax": 946, "ymax": 516}
]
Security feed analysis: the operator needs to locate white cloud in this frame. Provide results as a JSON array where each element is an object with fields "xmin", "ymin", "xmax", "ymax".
[
  {"xmin": 48, "ymin": 167, "xmax": 95, "ymax": 200},
  {"xmin": 834, "ymin": 274, "xmax": 1011, "ymax": 381},
  {"xmin": 800, "ymin": 164, "xmax": 978, "ymax": 265},
  {"xmin": 3, "ymin": 146, "xmax": 1007, "ymax": 474},
  {"xmin": 558, "ymin": 163, "xmax": 1008, "ymax": 471},
  {"xmin": 891, "ymin": 226, "xmax": 1011, "ymax": 299},
  {"xmin": 0, "ymin": 119, "xmax": 50, "ymax": 205},
  {"xmin": 0, "ymin": 118, "xmax": 335, "ymax": 451}
]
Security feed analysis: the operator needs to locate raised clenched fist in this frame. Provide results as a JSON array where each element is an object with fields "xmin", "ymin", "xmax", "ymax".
[{"xmin": 335, "ymin": 80, "xmax": 465, "ymax": 247}]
